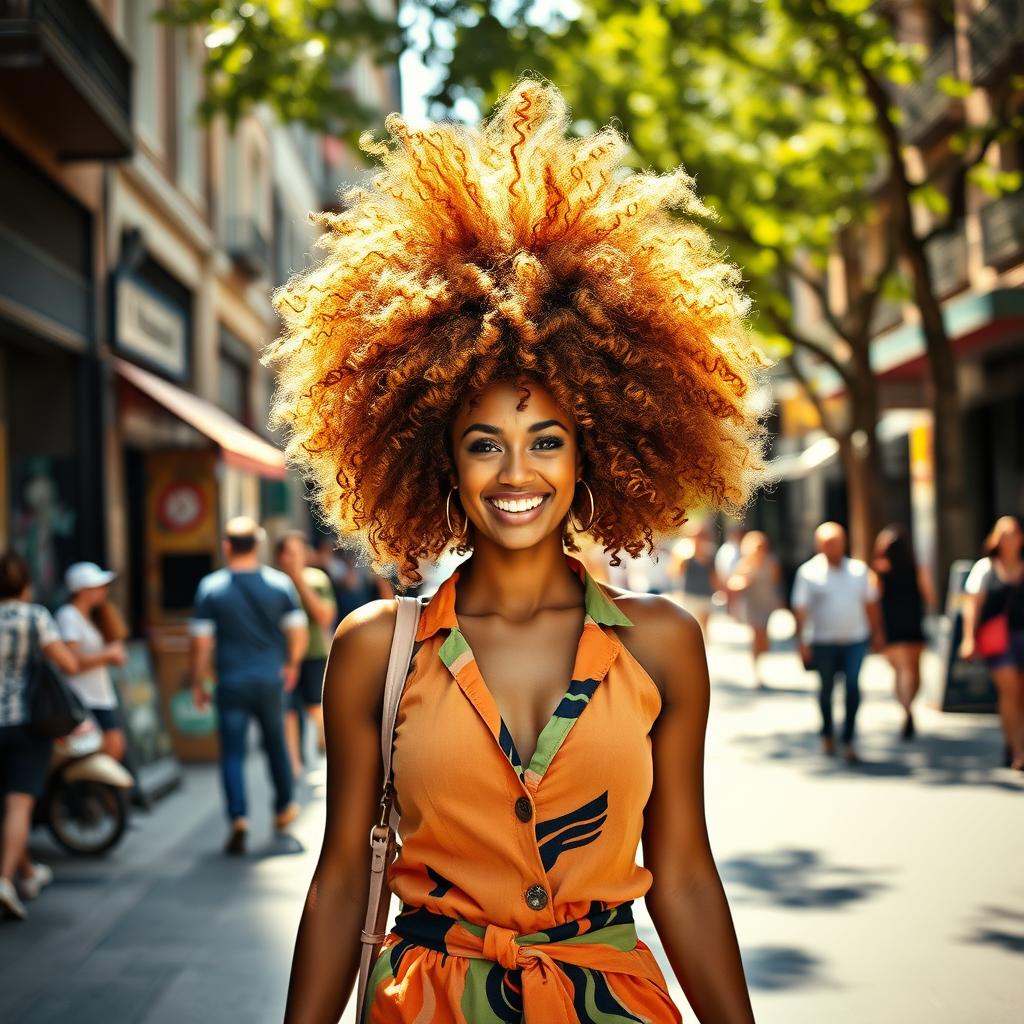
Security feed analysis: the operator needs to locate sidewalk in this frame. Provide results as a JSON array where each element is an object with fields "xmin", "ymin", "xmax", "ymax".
[{"xmin": 1, "ymin": 618, "xmax": 1020, "ymax": 1022}]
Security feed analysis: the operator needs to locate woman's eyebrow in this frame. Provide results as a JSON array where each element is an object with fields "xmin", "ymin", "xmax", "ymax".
[
  {"xmin": 461, "ymin": 422, "xmax": 501, "ymax": 438},
  {"xmin": 528, "ymin": 419, "xmax": 569, "ymax": 433}
]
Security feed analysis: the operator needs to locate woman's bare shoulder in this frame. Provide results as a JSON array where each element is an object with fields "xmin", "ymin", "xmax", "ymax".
[
  {"xmin": 326, "ymin": 599, "xmax": 400, "ymax": 708},
  {"xmin": 602, "ymin": 585, "xmax": 704, "ymax": 692}
]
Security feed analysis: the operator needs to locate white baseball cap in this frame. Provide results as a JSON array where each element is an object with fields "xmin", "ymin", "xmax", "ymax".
[{"xmin": 65, "ymin": 562, "xmax": 117, "ymax": 593}]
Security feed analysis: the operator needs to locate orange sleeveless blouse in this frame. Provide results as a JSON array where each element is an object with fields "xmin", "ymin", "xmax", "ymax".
[{"xmin": 363, "ymin": 556, "xmax": 681, "ymax": 1023}]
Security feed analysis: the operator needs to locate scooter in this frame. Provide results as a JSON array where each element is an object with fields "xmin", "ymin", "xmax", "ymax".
[{"xmin": 34, "ymin": 716, "xmax": 135, "ymax": 856}]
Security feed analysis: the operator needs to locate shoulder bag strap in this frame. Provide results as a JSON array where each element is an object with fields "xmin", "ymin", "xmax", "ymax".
[{"xmin": 356, "ymin": 594, "xmax": 422, "ymax": 1019}]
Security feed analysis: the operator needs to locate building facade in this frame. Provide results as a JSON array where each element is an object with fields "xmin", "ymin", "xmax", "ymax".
[
  {"xmin": 764, "ymin": 0, "xmax": 1024, "ymax": 580},
  {"xmin": 0, "ymin": 0, "xmax": 400, "ymax": 631}
]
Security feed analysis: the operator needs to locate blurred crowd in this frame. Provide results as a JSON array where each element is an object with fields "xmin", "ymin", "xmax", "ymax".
[{"xmin": 3, "ymin": 511, "xmax": 1022, "ymax": 923}]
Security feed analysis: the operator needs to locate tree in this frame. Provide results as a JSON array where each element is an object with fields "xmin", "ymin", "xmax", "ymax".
[
  {"xmin": 163, "ymin": 0, "xmax": 1023, "ymax": 579},
  {"xmin": 426, "ymin": 0, "xmax": 1023, "ymax": 580}
]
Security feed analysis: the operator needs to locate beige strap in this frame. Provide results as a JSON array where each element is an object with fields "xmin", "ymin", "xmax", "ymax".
[{"xmin": 355, "ymin": 595, "xmax": 422, "ymax": 1020}]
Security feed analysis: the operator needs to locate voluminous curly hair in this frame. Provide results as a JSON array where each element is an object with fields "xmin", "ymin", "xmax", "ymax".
[{"xmin": 263, "ymin": 80, "xmax": 767, "ymax": 585}]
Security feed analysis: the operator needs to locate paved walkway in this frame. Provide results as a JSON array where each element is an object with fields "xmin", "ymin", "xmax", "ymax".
[{"xmin": 1, "ymin": 618, "xmax": 1020, "ymax": 1022}]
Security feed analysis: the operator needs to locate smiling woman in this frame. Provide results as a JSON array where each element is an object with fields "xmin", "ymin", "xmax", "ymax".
[
  {"xmin": 263, "ymin": 79, "xmax": 767, "ymax": 587},
  {"xmin": 268, "ymin": 79, "xmax": 763, "ymax": 1024}
]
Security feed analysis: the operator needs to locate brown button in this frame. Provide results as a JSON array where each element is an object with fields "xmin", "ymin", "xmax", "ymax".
[
  {"xmin": 524, "ymin": 884, "xmax": 548, "ymax": 910},
  {"xmin": 515, "ymin": 797, "xmax": 533, "ymax": 823}
]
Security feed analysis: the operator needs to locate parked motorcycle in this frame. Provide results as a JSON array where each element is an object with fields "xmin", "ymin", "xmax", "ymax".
[{"xmin": 34, "ymin": 716, "xmax": 134, "ymax": 856}]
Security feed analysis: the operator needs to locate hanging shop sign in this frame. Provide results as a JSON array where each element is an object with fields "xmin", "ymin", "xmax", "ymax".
[{"xmin": 114, "ymin": 273, "xmax": 188, "ymax": 381}]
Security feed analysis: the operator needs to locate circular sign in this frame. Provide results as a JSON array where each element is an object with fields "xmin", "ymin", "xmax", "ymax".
[{"xmin": 156, "ymin": 481, "xmax": 205, "ymax": 533}]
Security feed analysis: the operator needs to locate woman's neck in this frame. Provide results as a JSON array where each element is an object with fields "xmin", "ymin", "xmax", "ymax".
[{"xmin": 455, "ymin": 534, "xmax": 582, "ymax": 623}]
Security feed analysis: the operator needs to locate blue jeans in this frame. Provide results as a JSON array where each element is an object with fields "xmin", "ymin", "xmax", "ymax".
[
  {"xmin": 216, "ymin": 684, "xmax": 293, "ymax": 821},
  {"xmin": 811, "ymin": 640, "xmax": 868, "ymax": 744}
]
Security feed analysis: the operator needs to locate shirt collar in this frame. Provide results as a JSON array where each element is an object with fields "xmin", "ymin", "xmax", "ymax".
[{"xmin": 415, "ymin": 554, "xmax": 634, "ymax": 642}]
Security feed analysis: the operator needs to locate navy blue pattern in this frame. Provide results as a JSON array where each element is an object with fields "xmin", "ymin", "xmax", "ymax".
[
  {"xmin": 536, "ymin": 791, "xmax": 608, "ymax": 871},
  {"xmin": 551, "ymin": 677, "xmax": 600, "ymax": 719}
]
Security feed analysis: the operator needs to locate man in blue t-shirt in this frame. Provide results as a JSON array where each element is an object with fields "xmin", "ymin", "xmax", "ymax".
[{"xmin": 189, "ymin": 516, "xmax": 309, "ymax": 854}]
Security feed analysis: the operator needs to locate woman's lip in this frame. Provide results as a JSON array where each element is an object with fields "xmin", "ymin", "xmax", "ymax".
[{"xmin": 484, "ymin": 493, "xmax": 551, "ymax": 525}]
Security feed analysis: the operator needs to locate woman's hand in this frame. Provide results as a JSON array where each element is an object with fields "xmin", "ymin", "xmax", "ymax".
[
  {"xmin": 104, "ymin": 642, "xmax": 127, "ymax": 668},
  {"xmin": 959, "ymin": 635, "xmax": 976, "ymax": 661}
]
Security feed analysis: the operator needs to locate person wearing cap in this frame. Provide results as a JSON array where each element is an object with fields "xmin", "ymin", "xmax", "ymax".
[
  {"xmin": 55, "ymin": 561, "xmax": 127, "ymax": 763},
  {"xmin": 188, "ymin": 516, "xmax": 308, "ymax": 855}
]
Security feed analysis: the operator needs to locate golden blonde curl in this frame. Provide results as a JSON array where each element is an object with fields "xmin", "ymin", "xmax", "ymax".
[{"xmin": 262, "ymin": 80, "xmax": 768, "ymax": 585}]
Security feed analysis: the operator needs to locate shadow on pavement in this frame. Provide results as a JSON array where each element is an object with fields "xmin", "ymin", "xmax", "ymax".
[
  {"xmin": 729, "ymin": 724, "xmax": 1024, "ymax": 790},
  {"xmin": 964, "ymin": 905, "xmax": 1024, "ymax": 955},
  {"xmin": 720, "ymin": 847, "xmax": 890, "ymax": 910},
  {"xmin": 741, "ymin": 944, "xmax": 830, "ymax": 991}
]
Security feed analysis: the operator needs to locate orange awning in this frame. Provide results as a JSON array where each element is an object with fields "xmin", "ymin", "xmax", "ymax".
[{"xmin": 114, "ymin": 357, "xmax": 287, "ymax": 480}]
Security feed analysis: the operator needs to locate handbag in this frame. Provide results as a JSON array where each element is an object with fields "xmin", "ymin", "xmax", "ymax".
[
  {"xmin": 27, "ymin": 608, "xmax": 87, "ymax": 739},
  {"xmin": 355, "ymin": 595, "xmax": 423, "ymax": 1019},
  {"xmin": 975, "ymin": 612, "xmax": 1010, "ymax": 659}
]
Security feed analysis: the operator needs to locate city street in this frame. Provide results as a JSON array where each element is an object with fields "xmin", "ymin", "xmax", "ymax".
[{"xmin": 1, "ymin": 619, "xmax": 1021, "ymax": 1024}]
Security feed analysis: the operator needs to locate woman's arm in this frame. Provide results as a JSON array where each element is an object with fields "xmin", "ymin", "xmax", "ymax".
[
  {"xmin": 62, "ymin": 640, "xmax": 123, "ymax": 672},
  {"xmin": 640, "ymin": 602, "xmax": 755, "ymax": 1023},
  {"xmin": 284, "ymin": 599, "xmax": 397, "ymax": 1024},
  {"xmin": 42, "ymin": 639, "xmax": 80, "ymax": 675}
]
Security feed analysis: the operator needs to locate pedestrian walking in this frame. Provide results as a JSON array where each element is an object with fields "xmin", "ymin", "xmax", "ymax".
[
  {"xmin": 959, "ymin": 515, "xmax": 1024, "ymax": 770},
  {"xmin": 188, "ymin": 517, "xmax": 308, "ymax": 855},
  {"xmin": 792, "ymin": 522, "xmax": 882, "ymax": 763},
  {"xmin": 672, "ymin": 520, "xmax": 721, "ymax": 635},
  {"xmin": 727, "ymin": 531, "xmax": 782, "ymax": 689},
  {"xmin": 716, "ymin": 522, "xmax": 745, "ymax": 617},
  {"xmin": 268, "ymin": 82, "xmax": 759, "ymax": 1023},
  {"xmin": 871, "ymin": 524, "xmax": 934, "ymax": 741},
  {"xmin": 275, "ymin": 531, "xmax": 337, "ymax": 776},
  {"xmin": 0, "ymin": 552, "xmax": 79, "ymax": 920},
  {"xmin": 55, "ymin": 562, "xmax": 127, "ymax": 763}
]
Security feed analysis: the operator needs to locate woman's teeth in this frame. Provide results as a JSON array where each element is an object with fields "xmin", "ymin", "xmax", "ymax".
[{"xmin": 490, "ymin": 496, "xmax": 545, "ymax": 513}]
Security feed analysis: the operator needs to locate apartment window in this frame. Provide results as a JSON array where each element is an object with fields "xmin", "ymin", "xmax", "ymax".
[
  {"xmin": 127, "ymin": 0, "xmax": 164, "ymax": 152},
  {"xmin": 176, "ymin": 31, "xmax": 204, "ymax": 199},
  {"xmin": 218, "ymin": 329, "xmax": 251, "ymax": 426}
]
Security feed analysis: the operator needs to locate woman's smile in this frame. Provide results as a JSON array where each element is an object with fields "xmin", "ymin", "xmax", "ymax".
[{"xmin": 484, "ymin": 492, "xmax": 551, "ymax": 525}]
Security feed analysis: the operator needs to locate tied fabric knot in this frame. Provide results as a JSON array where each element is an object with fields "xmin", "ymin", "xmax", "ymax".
[
  {"xmin": 482, "ymin": 924, "xmax": 521, "ymax": 970},
  {"xmin": 389, "ymin": 906, "xmax": 681, "ymax": 1023}
]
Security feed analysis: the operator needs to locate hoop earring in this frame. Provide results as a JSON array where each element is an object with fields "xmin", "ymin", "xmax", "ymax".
[
  {"xmin": 446, "ymin": 487, "xmax": 468, "ymax": 541},
  {"xmin": 568, "ymin": 479, "xmax": 595, "ymax": 533}
]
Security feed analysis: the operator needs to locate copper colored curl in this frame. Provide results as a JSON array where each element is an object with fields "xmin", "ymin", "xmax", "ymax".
[{"xmin": 263, "ymin": 80, "xmax": 768, "ymax": 585}]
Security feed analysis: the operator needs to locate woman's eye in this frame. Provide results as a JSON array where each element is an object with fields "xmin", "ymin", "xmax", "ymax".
[
  {"xmin": 532, "ymin": 435, "xmax": 564, "ymax": 450},
  {"xmin": 468, "ymin": 439, "xmax": 500, "ymax": 453}
]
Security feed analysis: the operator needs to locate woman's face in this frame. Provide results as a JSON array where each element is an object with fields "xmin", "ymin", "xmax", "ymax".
[
  {"xmin": 450, "ymin": 380, "xmax": 583, "ymax": 553},
  {"xmin": 75, "ymin": 584, "xmax": 107, "ymax": 610},
  {"xmin": 995, "ymin": 517, "xmax": 1023, "ymax": 560}
]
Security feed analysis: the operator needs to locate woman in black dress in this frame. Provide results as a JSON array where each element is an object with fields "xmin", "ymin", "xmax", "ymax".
[{"xmin": 871, "ymin": 525, "xmax": 934, "ymax": 739}]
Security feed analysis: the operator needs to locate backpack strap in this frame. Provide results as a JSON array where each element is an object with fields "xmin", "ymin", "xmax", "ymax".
[{"xmin": 356, "ymin": 595, "xmax": 423, "ymax": 1017}]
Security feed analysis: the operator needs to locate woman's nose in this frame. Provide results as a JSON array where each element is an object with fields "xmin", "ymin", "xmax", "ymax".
[{"xmin": 497, "ymin": 448, "xmax": 532, "ymax": 486}]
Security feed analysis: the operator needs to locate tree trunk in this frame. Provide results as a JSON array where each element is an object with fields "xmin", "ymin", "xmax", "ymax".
[
  {"xmin": 846, "ymin": 340, "xmax": 886, "ymax": 561},
  {"xmin": 900, "ymin": 236, "xmax": 973, "ymax": 595}
]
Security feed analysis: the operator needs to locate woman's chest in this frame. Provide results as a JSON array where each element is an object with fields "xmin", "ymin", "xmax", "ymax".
[{"xmin": 456, "ymin": 613, "xmax": 583, "ymax": 767}]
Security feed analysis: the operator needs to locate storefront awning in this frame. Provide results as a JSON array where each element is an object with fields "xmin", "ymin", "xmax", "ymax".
[{"xmin": 114, "ymin": 357, "xmax": 287, "ymax": 480}]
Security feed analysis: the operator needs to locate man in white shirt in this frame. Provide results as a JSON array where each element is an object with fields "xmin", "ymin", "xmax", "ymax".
[{"xmin": 791, "ymin": 522, "xmax": 881, "ymax": 763}]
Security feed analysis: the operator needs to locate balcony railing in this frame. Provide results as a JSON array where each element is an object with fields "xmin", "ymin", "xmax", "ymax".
[
  {"xmin": 980, "ymin": 191, "xmax": 1024, "ymax": 268},
  {"xmin": 0, "ymin": 0, "xmax": 132, "ymax": 159},
  {"xmin": 900, "ymin": 39, "xmax": 961, "ymax": 147},
  {"xmin": 225, "ymin": 217, "xmax": 270, "ymax": 280},
  {"xmin": 925, "ymin": 226, "xmax": 968, "ymax": 298},
  {"xmin": 969, "ymin": 0, "xmax": 1024, "ymax": 85}
]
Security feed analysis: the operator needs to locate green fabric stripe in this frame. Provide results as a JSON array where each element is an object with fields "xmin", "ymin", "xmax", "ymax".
[
  {"xmin": 460, "ymin": 957, "xmax": 511, "ymax": 1024},
  {"xmin": 362, "ymin": 946, "xmax": 396, "ymax": 1022},
  {"xmin": 583, "ymin": 571, "xmax": 634, "ymax": 627},
  {"xmin": 528, "ymin": 714, "xmax": 576, "ymax": 776},
  {"xmin": 515, "ymin": 922, "xmax": 638, "ymax": 952},
  {"xmin": 438, "ymin": 627, "xmax": 470, "ymax": 670}
]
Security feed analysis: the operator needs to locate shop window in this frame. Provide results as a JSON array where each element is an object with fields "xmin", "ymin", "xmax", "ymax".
[{"xmin": 218, "ymin": 328, "xmax": 251, "ymax": 426}]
